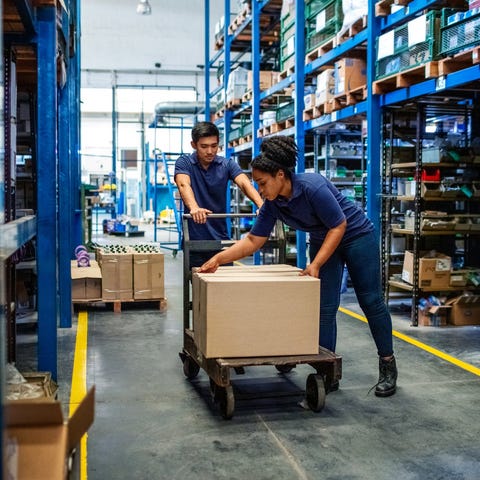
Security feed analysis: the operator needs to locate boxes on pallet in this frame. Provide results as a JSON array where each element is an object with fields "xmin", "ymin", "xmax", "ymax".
[
  {"xmin": 226, "ymin": 66, "xmax": 248, "ymax": 102},
  {"xmin": 334, "ymin": 58, "xmax": 366, "ymax": 94},
  {"xmin": 402, "ymin": 251, "xmax": 451, "ymax": 289},
  {"xmin": 192, "ymin": 265, "xmax": 320, "ymax": 358},
  {"xmin": 71, "ymin": 260, "xmax": 102, "ymax": 301},
  {"xmin": 96, "ymin": 250, "xmax": 133, "ymax": 301},
  {"xmin": 133, "ymin": 252, "xmax": 165, "ymax": 300}
]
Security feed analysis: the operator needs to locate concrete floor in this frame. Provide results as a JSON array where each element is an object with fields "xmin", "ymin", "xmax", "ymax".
[{"xmin": 16, "ymin": 227, "xmax": 480, "ymax": 480}]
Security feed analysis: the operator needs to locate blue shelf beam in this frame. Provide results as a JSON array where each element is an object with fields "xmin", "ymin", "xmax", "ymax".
[
  {"xmin": 381, "ymin": 0, "xmax": 448, "ymax": 30},
  {"xmin": 205, "ymin": 0, "xmax": 211, "ymax": 120},
  {"xmin": 0, "ymin": 216, "xmax": 37, "ymax": 262},
  {"xmin": 36, "ymin": 5, "xmax": 59, "ymax": 379},
  {"xmin": 366, "ymin": 0, "xmax": 382, "ymax": 231},
  {"xmin": 294, "ymin": 0, "xmax": 307, "ymax": 268}
]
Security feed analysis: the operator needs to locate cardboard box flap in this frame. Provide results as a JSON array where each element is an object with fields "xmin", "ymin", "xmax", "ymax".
[
  {"xmin": 446, "ymin": 294, "xmax": 480, "ymax": 306},
  {"xmin": 68, "ymin": 386, "xmax": 95, "ymax": 452},
  {"xmin": 6, "ymin": 400, "xmax": 63, "ymax": 427},
  {"xmin": 71, "ymin": 261, "xmax": 102, "ymax": 280}
]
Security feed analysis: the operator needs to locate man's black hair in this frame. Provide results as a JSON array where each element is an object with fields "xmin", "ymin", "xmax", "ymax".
[{"xmin": 191, "ymin": 121, "xmax": 220, "ymax": 143}]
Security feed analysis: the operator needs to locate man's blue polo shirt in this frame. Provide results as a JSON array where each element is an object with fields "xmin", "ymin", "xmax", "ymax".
[
  {"xmin": 174, "ymin": 152, "xmax": 243, "ymax": 240},
  {"xmin": 251, "ymin": 172, "xmax": 373, "ymax": 244}
]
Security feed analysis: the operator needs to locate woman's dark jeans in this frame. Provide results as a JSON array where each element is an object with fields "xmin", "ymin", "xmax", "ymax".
[{"xmin": 310, "ymin": 230, "xmax": 394, "ymax": 358}]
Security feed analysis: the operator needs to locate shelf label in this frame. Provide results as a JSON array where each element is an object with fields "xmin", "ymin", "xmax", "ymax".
[
  {"xmin": 316, "ymin": 10, "xmax": 326, "ymax": 32},
  {"xmin": 436, "ymin": 75, "xmax": 446, "ymax": 91},
  {"xmin": 332, "ymin": 111, "xmax": 337, "ymax": 122}
]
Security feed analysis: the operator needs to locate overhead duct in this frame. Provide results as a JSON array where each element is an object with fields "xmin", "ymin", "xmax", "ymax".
[{"xmin": 152, "ymin": 101, "xmax": 216, "ymax": 126}]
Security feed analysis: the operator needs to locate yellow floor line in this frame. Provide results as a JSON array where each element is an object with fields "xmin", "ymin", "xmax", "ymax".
[
  {"xmin": 339, "ymin": 306, "xmax": 480, "ymax": 377},
  {"xmin": 69, "ymin": 311, "xmax": 89, "ymax": 480}
]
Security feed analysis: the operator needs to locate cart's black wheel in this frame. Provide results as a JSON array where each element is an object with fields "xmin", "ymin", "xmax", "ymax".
[
  {"xmin": 275, "ymin": 364, "xmax": 294, "ymax": 374},
  {"xmin": 217, "ymin": 385, "xmax": 235, "ymax": 420},
  {"xmin": 209, "ymin": 378, "xmax": 218, "ymax": 400},
  {"xmin": 172, "ymin": 249, "xmax": 178, "ymax": 258},
  {"xmin": 182, "ymin": 356, "xmax": 200, "ymax": 379},
  {"xmin": 306, "ymin": 374, "xmax": 326, "ymax": 412}
]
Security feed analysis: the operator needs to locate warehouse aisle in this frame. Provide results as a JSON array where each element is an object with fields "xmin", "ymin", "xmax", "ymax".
[
  {"xmin": 76, "ymin": 251, "xmax": 480, "ymax": 480},
  {"xmin": 14, "ymin": 245, "xmax": 480, "ymax": 479}
]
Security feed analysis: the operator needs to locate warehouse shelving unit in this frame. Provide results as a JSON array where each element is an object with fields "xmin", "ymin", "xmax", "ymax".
[
  {"xmin": 2, "ymin": 0, "xmax": 82, "ymax": 377},
  {"xmin": 381, "ymin": 103, "xmax": 480, "ymax": 325},
  {"xmin": 205, "ymin": 0, "xmax": 480, "ymax": 323}
]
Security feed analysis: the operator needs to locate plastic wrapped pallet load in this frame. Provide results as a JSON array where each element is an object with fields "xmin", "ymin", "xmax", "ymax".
[{"xmin": 192, "ymin": 265, "xmax": 320, "ymax": 358}]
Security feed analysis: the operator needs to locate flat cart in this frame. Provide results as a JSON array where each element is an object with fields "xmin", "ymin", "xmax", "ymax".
[{"xmin": 179, "ymin": 213, "xmax": 342, "ymax": 419}]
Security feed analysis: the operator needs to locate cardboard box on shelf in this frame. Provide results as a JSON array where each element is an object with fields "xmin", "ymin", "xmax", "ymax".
[
  {"xmin": 5, "ymin": 387, "xmax": 95, "ymax": 480},
  {"xmin": 192, "ymin": 269, "xmax": 319, "ymax": 358},
  {"xmin": 133, "ymin": 252, "xmax": 165, "ymax": 300},
  {"xmin": 447, "ymin": 294, "xmax": 480, "ymax": 326},
  {"xmin": 97, "ymin": 251, "xmax": 133, "ymax": 301},
  {"xmin": 334, "ymin": 58, "xmax": 366, "ymax": 95},
  {"xmin": 247, "ymin": 71, "xmax": 276, "ymax": 92},
  {"xmin": 402, "ymin": 251, "xmax": 451, "ymax": 289},
  {"xmin": 70, "ymin": 260, "xmax": 102, "ymax": 301}
]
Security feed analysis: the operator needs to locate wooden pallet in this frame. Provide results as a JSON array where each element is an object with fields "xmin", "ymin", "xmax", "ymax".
[
  {"xmin": 438, "ymin": 47, "xmax": 480, "ymax": 76},
  {"xmin": 225, "ymin": 98, "xmax": 242, "ymax": 110},
  {"xmin": 257, "ymin": 119, "xmax": 294, "ymax": 137},
  {"xmin": 215, "ymin": 36, "xmax": 224, "ymax": 50},
  {"xmin": 278, "ymin": 65, "xmax": 295, "ymax": 80},
  {"xmin": 305, "ymin": 37, "xmax": 337, "ymax": 64},
  {"xmin": 336, "ymin": 16, "xmax": 368, "ymax": 44},
  {"xmin": 302, "ymin": 101, "xmax": 332, "ymax": 121},
  {"xmin": 242, "ymin": 90, "xmax": 253, "ymax": 103},
  {"xmin": 373, "ymin": 61, "xmax": 438, "ymax": 95},
  {"xmin": 228, "ymin": 5, "xmax": 251, "ymax": 35},
  {"xmin": 214, "ymin": 107, "xmax": 225, "ymax": 120},
  {"xmin": 239, "ymin": 134, "xmax": 253, "ymax": 144},
  {"xmin": 375, "ymin": 0, "xmax": 411, "ymax": 17},
  {"xmin": 329, "ymin": 84, "xmax": 367, "ymax": 111},
  {"xmin": 73, "ymin": 297, "xmax": 167, "ymax": 313}
]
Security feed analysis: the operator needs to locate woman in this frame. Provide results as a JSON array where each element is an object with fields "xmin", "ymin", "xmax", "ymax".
[{"xmin": 199, "ymin": 136, "xmax": 397, "ymax": 397}]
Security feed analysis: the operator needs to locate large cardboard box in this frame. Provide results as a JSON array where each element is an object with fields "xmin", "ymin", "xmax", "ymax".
[
  {"xmin": 334, "ymin": 58, "xmax": 366, "ymax": 95},
  {"xmin": 5, "ymin": 387, "xmax": 95, "ymax": 480},
  {"xmin": 97, "ymin": 251, "xmax": 133, "ymax": 301},
  {"xmin": 133, "ymin": 252, "xmax": 165, "ymax": 300},
  {"xmin": 192, "ymin": 269, "xmax": 320, "ymax": 358},
  {"xmin": 402, "ymin": 251, "xmax": 451, "ymax": 289},
  {"xmin": 71, "ymin": 260, "xmax": 102, "ymax": 301},
  {"xmin": 447, "ymin": 295, "xmax": 480, "ymax": 326}
]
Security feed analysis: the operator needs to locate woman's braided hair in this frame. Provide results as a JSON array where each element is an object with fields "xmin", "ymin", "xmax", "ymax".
[{"xmin": 251, "ymin": 136, "xmax": 298, "ymax": 178}]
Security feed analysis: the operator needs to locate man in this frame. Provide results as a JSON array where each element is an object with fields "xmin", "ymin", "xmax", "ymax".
[{"xmin": 174, "ymin": 121, "xmax": 263, "ymax": 267}]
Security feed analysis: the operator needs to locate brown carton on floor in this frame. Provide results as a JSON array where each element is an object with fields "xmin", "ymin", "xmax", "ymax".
[
  {"xmin": 5, "ymin": 387, "xmax": 95, "ymax": 480},
  {"xmin": 133, "ymin": 252, "xmax": 165, "ymax": 300},
  {"xmin": 446, "ymin": 294, "xmax": 480, "ymax": 326},
  {"xmin": 193, "ymin": 272, "xmax": 320, "ymax": 358},
  {"xmin": 70, "ymin": 260, "xmax": 102, "ymax": 301}
]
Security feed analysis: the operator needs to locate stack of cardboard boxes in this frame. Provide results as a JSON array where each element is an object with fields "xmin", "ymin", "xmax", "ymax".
[
  {"xmin": 70, "ymin": 246, "xmax": 165, "ymax": 302},
  {"xmin": 402, "ymin": 251, "xmax": 480, "ymax": 326}
]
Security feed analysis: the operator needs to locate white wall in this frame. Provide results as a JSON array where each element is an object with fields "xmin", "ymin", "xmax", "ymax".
[{"xmin": 81, "ymin": 0, "xmax": 228, "ymax": 89}]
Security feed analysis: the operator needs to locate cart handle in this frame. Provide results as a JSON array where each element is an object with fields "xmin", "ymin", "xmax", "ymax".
[{"xmin": 182, "ymin": 213, "xmax": 256, "ymax": 219}]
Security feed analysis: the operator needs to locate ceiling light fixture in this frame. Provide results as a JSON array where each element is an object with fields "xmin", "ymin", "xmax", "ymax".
[{"xmin": 136, "ymin": 0, "xmax": 152, "ymax": 15}]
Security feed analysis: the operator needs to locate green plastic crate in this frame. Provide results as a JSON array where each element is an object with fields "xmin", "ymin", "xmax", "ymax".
[
  {"xmin": 276, "ymin": 102, "xmax": 295, "ymax": 123},
  {"xmin": 375, "ymin": 10, "xmax": 443, "ymax": 80},
  {"xmin": 305, "ymin": 0, "xmax": 343, "ymax": 52},
  {"xmin": 228, "ymin": 127, "xmax": 242, "ymax": 143},
  {"xmin": 441, "ymin": 10, "xmax": 480, "ymax": 56}
]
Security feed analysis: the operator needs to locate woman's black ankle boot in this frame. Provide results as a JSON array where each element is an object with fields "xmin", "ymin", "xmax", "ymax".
[{"xmin": 375, "ymin": 356, "xmax": 397, "ymax": 397}]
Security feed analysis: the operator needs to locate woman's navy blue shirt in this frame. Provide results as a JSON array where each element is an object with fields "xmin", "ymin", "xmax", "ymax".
[{"xmin": 251, "ymin": 172, "xmax": 373, "ymax": 244}]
